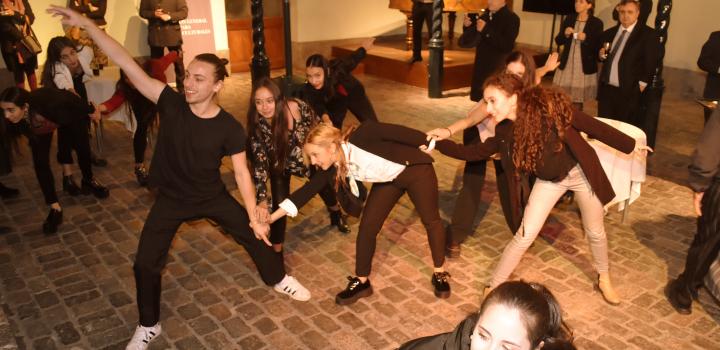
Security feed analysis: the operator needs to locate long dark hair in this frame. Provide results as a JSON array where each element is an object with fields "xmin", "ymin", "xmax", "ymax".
[
  {"xmin": 41, "ymin": 36, "xmax": 77, "ymax": 88},
  {"xmin": 483, "ymin": 72, "xmax": 574, "ymax": 175},
  {"xmin": 246, "ymin": 77, "xmax": 291, "ymax": 173},
  {"xmin": 305, "ymin": 54, "xmax": 336, "ymax": 101},
  {"xmin": 504, "ymin": 50, "xmax": 538, "ymax": 87},
  {"xmin": 0, "ymin": 87, "xmax": 34, "ymax": 152},
  {"xmin": 480, "ymin": 281, "xmax": 575, "ymax": 349}
]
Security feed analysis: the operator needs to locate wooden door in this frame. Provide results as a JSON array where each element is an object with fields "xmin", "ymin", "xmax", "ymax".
[{"xmin": 226, "ymin": 1, "xmax": 285, "ymax": 73}]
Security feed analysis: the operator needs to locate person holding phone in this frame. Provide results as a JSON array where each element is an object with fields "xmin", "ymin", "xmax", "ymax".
[{"xmin": 139, "ymin": 0, "xmax": 187, "ymax": 93}]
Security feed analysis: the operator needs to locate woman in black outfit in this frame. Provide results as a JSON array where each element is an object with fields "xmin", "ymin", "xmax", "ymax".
[
  {"xmin": 247, "ymin": 77, "xmax": 349, "ymax": 253},
  {"xmin": 268, "ymin": 121, "xmax": 451, "ymax": 305},
  {"xmin": 0, "ymin": 87, "xmax": 108, "ymax": 234},
  {"xmin": 300, "ymin": 38, "xmax": 379, "ymax": 129}
]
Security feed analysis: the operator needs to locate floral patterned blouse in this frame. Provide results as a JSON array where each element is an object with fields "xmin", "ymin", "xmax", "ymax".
[{"xmin": 249, "ymin": 99, "xmax": 321, "ymax": 205}]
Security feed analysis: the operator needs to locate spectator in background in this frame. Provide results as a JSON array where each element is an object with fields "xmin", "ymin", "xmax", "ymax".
[
  {"xmin": 0, "ymin": 0, "xmax": 38, "ymax": 90},
  {"xmin": 139, "ymin": 0, "xmax": 188, "ymax": 93},
  {"xmin": 67, "ymin": 0, "xmax": 108, "ymax": 76},
  {"xmin": 553, "ymin": 0, "xmax": 603, "ymax": 111},
  {"xmin": 408, "ymin": 0, "xmax": 433, "ymax": 63},
  {"xmin": 597, "ymin": 0, "xmax": 659, "ymax": 147},
  {"xmin": 450, "ymin": 0, "xmax": 519, "ymax": 259},
  {"xmin": 665, "ymin": 108, "xmax": 720, "ymax": 315},
  {"xmin": 697, "ymin": 31, "xmax": 720, "ymax": 124}
]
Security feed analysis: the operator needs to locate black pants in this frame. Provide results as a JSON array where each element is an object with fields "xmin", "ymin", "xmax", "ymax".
[
  {"xmin": 55, "ymin": 120, "xmax": 94, "ymax": 181},
  {"xmin": 448, "ymin": 127, "xmax": 490, "ymax": 244},
  {"xmin": 597, "ymin": 83, "xmax": 641, "ymax": 126},
  {"xmin": 269, "ymin": 171, "xmax": 339, "ymax": 244},
  {"xmin": 673, "ymin": 181, "xmax": 720, "ymax": 298},
  {"xmin": 150, "ymin": 46, "xmax": 184, "ymax": 92},
  {"xmin": 134, "ymin": 192, "xmax": 286, "ymax": 326},
  {"xmin": 411, "ymin": 2, "xmax": 433, "ymax": 58},
  {"xmin": 28, "ymin": 132, "xmax": 58, "ymax": 205},
  {"xmin": 330, "ymin": 85, "xmax": 378, "ymax": 129},
  {"xmin": 356, "ymin": 164, "xmax": 445, "ymax": 276},
  {"xmin": 133, "ymin": 109, "xmax": 155, "ymax": 164}
]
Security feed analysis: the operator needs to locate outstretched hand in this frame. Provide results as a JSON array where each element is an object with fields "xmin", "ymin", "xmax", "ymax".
[
  {"xmin": 46, "ymin": 5, "xmax": 90, "ymax": 28},
  {"xmin": 634, "ymin": 144, "xmax": 653, "ymax": 156}
]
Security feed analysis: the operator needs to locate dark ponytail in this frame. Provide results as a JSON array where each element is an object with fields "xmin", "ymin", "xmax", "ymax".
[{"xmin": 193, "ymin": 53, "xmax": 230, "ymax": 82}]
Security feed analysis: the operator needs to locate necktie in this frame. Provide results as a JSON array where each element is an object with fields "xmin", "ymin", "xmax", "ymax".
[{"xmin": 601, "ymin": 29, "xmax": 628, "ymax": 84}]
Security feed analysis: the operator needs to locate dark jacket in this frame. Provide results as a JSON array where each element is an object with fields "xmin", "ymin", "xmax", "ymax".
[
  {"xmin": 286, "ymin": 121, "xmax": 433, "ymax": 216},
  {"xmin": 458, "ymin": 5, "xmax": 519, "ymax": 102},
  {"xmin": 398, "ymin": 313, "xmax": 478, "ymax": 350},
  {"xmin": 69, "ymin": 0, "xmax": 107, "ymax": 26},
  {"xmin": 599, "ymin": 23, "xmax": 660, "ymax": 94},
  {"xmin": 689, "ymin": 108, "xmax": 720, "ymax": 193},
  {"xmin": 436, "ymin": 111, "xmax": 636, "ymax": 229},
  {"xmin": 139, "ymin": 0, "xmax": 188, "ymax": 47},
  {"xmin": 555, "ymin": 14, "xmax": 603, "ymax": 74},
  {"xmin": 698, "ymin": 31, "xmax": 720, "ymax": 100},
  {"xmin": 0, "ymin": 0, "xmax": 34, "ymax": 53},
  {"xmin": 28, "ymin": 87, "xmax": 94, "ymax": 133}
]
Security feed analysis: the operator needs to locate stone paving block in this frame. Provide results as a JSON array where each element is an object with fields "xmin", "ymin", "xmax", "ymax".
[{"xmin": 0, "ymin": 74, "xmax": 719, "ymax": 349}]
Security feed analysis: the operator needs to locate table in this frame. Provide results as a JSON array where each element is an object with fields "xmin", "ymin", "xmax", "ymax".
[{"xmin": 588, "ymin": 118, "xmax": 647, "ymax": 222}]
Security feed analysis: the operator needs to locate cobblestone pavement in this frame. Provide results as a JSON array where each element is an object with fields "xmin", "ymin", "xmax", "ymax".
[{"xmin": 0, "ymin": 71, "xmax": 718, "ymax": 349}]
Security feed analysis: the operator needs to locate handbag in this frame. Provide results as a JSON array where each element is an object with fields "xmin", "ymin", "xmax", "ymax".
[
  {"xmin": 16, "ymin": 17, "xmax": 42, "ymax": 60},
  {"xmin": 336, "ymin": 177, "xmax": 368, "ymax": 218}
]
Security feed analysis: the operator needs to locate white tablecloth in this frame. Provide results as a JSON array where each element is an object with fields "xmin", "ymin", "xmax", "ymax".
[
  {"xmin": 589, "ymin": 117, "xmax": 647, "ymax": 211},
  {"xmin": 85, "ymin": 76, "xmax": 136, "ymax": 133}
]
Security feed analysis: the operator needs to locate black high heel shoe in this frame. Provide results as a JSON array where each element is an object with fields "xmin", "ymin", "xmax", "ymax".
[
  {"xmin": 63, "ymin": 176, "xmax": 81, "ymax": 196},
  {"xmin": 329, "ymin": 209, "xmax": 350, "ymax": 234},
  {"xmin": 82, "ymin": 178, "xmax": 109, "ymax": 199},
  {"xmin": 43, "ymin": 208, "xmax": 63, "ymax": 234}
]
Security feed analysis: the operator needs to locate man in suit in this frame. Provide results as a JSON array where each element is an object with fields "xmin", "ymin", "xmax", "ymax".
[
  {"xmin": 139, "ymin": 0, "xmax": 187, "ymax": 93},
  {"xmin": 597, "ymin": 0, "xmax": 659, "ymax": 134},
  {"xmin": 409, "ymin": 0, "xmax": 433, "ymax": 63},
  {"xmin": 698, "ymin": 31, "xmax": 720, "ymax": 124},
  {"xmin": 458, "ymin": 0, "xmax": 519, "ymax": 103}
]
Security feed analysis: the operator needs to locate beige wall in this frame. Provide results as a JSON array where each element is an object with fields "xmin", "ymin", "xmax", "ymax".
[{"xmin": 288, "ymin": 0, "xmax": 718, "ymax": 72}]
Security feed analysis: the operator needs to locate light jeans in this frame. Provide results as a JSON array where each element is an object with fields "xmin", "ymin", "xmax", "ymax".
[{"xmin": 490, "ymin": 165, "xmax": 609, "ymax": 287}]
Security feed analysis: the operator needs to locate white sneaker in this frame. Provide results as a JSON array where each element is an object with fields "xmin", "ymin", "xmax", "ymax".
[
  {"xmin": 126, "ymin": 323, "xmax": 162, "ymax": 350},
  {"xmin": 274, "ymin": 275, "xmax": 311, "ymax": 301}
]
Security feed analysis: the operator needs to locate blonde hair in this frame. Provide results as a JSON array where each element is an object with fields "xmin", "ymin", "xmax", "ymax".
[{"xmin": 303, "ymin": 123, "xmax": 350, "ymax": 189}]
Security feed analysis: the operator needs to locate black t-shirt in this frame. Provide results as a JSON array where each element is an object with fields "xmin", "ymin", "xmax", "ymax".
[{"xmin": 148, "ymin": 87, "xmax": 246, "ymax": 202}]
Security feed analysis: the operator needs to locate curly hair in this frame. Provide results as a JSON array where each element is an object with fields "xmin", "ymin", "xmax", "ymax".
[{"xmin": 482, "ymin": 72, "xmax": 574, "ymax": 175}]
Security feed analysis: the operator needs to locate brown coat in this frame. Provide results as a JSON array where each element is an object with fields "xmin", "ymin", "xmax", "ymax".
[{"xmin": 436, "ymin": 110, "xmax": 636, "ymax": 230}]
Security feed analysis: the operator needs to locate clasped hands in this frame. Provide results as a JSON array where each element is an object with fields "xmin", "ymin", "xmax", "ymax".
[{"xmin": 249, "ymin": 203, "xmax": 272, "ymax": 246}]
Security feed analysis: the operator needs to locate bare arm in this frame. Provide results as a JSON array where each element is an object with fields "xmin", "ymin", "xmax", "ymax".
[
  {"xmin": 47, "ymin": 6, "xmax": 165, "ymax": 103},
  {"xmin": 230, "ymin": 152, "xmax": 271, "ymax": 246},
  {"xmin": 427, "ymin": 101, "xmax": 488, "ymax": 140}
]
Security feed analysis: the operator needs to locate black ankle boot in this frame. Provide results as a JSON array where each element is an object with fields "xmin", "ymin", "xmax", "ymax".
[
  {"xmin": 81, "ymin": 178, "xmax": 109, "ymax": 199},
  {"xmin": 135, "ymin": 166, "xmax": 149, "ymax": 186},
  {"xmin": 329, "ymin": 209, "xmax": 350, "ymax": 234},
  {"xmin": 43, "ymin": 208, "xmax": 63, "ymax": 234},
  {"xmin": 335, "ymin": 276, "xmax": 373, "ymax": 305},
  {"xmin": 63, "ymin": 176, "xmax": 81, "ymax": 196},
  {"xmin": 665, "ymin": 278, "xmax": 692, "ymax": 315},
  {"xmin": 0, "ymin": 183, "xmax": 20, "ymax": 199},
  {"xmin": 432, "ymin": 271, "xmax": 451, "ymax": 298}
]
